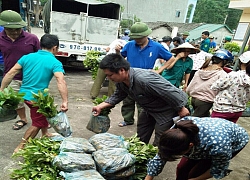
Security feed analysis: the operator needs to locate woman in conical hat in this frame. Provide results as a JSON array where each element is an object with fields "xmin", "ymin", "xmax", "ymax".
[{"xmin": 157, "ymin": 42, "xmax": 200, "ymax": 91}]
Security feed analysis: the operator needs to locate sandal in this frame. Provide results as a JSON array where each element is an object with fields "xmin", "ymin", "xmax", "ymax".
[
  {"xmin": 118, "ymin": 121, "xmax": 133, "ymax": 127},
  {"xmin": 12, "ymin": 120, "xmax": 27, "ymax": 130},
  {"xmin": 118, "ymin": 121, "xmax": 127, "ymax": 127}
]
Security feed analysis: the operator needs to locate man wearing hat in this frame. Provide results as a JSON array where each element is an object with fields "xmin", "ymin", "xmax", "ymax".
[
  {"xmin": 0, "ymin": 10, "xmax": 40, "ymax": 130},
  {"xmin": 159, "ymin": 36, "xmax": 172, "ymax": 51},
  {"xmin": 180, "ymin": 31, "xmax": 190, "ymax": 44},
  {"xmin": 169, "ymin": 36, "xmax": 182, "ymax": 51},
  {"xmin": 156, "ymin": 42, "xmax": 200, "ymax": 91},
  {"xmin": 209, "ymin": 35, "xmax": 217, "ymax": 50},
  {"xmin": 115, "ymin": 22, "xmax": 185, "ymax": 127},
  {"xmin": 224, "ymin": 36, "xmax": 232, "ymax": 43},
  {"xmin": 153, "ymin": 36, "xmax": 173, "ymax": 69}
]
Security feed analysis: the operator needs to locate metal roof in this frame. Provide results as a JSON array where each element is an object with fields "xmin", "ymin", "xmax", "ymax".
[
  {"xmin": 146, "ymin": 21, "xmax": 233, "ymax": 40},
  {"xmin": 188, "ymin": 24, "xmax": 233, "ymax": 40}
]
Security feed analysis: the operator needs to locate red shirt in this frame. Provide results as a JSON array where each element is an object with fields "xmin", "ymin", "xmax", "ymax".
[{"xmin": 0, "ymin": 30, "xmax": 40, "ymax": 80}]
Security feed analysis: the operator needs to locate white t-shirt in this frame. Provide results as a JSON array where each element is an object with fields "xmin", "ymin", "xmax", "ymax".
[
  {"xmin": 161, "ymin": 42, "xmax": 170, "ymax": 51},
  {"xmin": 107, "ymin": 39, "xmax": 127, "ymax": 55}
]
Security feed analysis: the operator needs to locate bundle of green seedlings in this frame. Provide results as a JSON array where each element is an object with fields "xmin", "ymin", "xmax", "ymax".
[
  {"xmin": 83, "ymin": 50, "xmax": 105, "ymax": 80},
  {"xmin": 125, "ymin": 134, "xmax": 158, "ymax": 180},
  {"xmin": 92, "ymin": 95, "xmax": 114, "ymax": 116},
  {"xmin": 32, "ymin": 88, "xmax": 58, "ymax": 118},
  {"xmin": 10, "ymin": 137, "xmax": 62, "ymax": 180},
  {"xmin": 0, "ymin": 87, "xmax": 25, "ymax": 109}
]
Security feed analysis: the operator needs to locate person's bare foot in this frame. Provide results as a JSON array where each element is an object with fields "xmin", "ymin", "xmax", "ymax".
[
  {"xmin": 43, "ymin": 132, "xmax": 59, "ymax": 138},
  {"xmin": 13, "ymin": 143, "xmax": 25, "ymax": 154}
]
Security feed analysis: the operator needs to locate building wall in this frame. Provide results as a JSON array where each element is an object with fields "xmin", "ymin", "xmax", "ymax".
[
  {"xmin": 150, "ymin": 27, "xmax": 172, "ymax": 39},
  {"xmin": 211, "ymin": 28, "xmax": 233, "ymax": 46},
  {"xmin": 112, "ymin": 0, "xmax": 197, "ymax": 23},
  {"xmin": 239, "ymin": 8, "xmax": 250, "ymax": 22},
  {"xmin": 229, "ymin": 0, "xmax": 250, "ymax": 46}
]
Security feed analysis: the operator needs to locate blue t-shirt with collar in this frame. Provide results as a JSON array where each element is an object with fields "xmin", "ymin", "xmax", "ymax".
[
  {"xmin": 121, "ymin": 38, "xmax": 172, "ymax": 69},
  {"xmin": 18, "ymin": 50, "xmax": 64, "ymax": 101}
]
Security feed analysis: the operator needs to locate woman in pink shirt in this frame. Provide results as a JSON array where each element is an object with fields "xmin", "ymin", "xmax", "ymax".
[{"xmin": 186, "ymin": 49, "xmax": 233, "ymax": 117}]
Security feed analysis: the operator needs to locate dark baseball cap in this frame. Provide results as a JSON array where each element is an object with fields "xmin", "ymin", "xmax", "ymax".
[{"xmin": 159, "ymin": 36, "xmax": 172, "ymax": 42}]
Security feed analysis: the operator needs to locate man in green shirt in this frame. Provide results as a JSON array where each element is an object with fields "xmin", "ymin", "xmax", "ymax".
[{"xmin": 200, "ymin": 30, "xmax": 210, "ymax": 52}]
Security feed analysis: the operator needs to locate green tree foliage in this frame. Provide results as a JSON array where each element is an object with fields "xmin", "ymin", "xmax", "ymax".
[
  {"xmin": 120, "ymin": 15, "xmax": 140, "ymax": 32},
  {"xmin": 40, "ymin": 0, "xmax": 48, "ymax": 6},
  {"xmin": 225, "ymin": 8, "xmax": 242, "ymax": 30},
  {"xmin": 193, "ymin": 0, "xmax": 242, "ymax": 30}
]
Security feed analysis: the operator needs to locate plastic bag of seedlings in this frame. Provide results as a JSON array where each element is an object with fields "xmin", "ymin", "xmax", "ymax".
[
  {"xmin": 89, "ymin": 133, "xmax": 127, "ymax": 150},
  {"xmin": 86, "ymin": 115, "xmax": 110, "ymax": 134},
  {"xmin": 92, "ymin": 148, "xmax": 136, "ymax": 175},
  {"xmin": 60, "ymin": 137, "xmax": 96, "ymax": 154},
  {"xmin": 104, "ymin": 165, "xmax": 135, "ymax": 180},
  {"xmin": 53, "ymin": 152, "xmax": 96, "ymax": 172},
  {"xmin": 47, "ymin": 112, "xmax": 72, "ymax": 137},
  {"xmin": 60, "ymin": 170, "xmax": 105, "ymax": 180},
  {"xmin": 0, "ymin": 107, "xmax": 17, "ymax": 122},
  {"xmin": 242, "ymin": 107, "xmax": 250, "ymax": 117}
]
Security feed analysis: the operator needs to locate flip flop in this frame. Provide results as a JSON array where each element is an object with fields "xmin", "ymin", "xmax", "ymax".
[
  {"xmin": 118, "ymin": 121, "xmax": 127, "ymax": 127},
  {"xmin": 118, "ymin": 121, "xmax": 133, "ymax": 127},
  {"xmin": 12, "ymin": 120, "xmax": 27, "ymax": 130}
]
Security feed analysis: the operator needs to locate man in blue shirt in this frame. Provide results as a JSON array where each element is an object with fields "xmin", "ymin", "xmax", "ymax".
[
  {"xmin": 209, "ymin": 35, "xmax": 217, "ymax": 50},
  {"xmin": 120, "ymin": 29, "xmax": 130, "ymax": 42},
  {"xmin": 115, "ymin": 22, "xmax": 185, "ymax": 127}
]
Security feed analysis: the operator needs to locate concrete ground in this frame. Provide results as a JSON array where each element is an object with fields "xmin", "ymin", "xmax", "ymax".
[{"xmin": 0, "ymin": 27, "xmax": 250, "ymax": 180}]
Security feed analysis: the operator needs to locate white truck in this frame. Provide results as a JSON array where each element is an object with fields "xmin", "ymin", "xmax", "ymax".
[{"xmin": 43, "ymin": 0, "xmax": 121, "ymax": 67}]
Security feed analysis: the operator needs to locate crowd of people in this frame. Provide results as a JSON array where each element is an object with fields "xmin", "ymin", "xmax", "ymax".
[
  {"xmin": 0, "ymin": 9, "xmax": 249, "ymax": 180},
  {"xmin": 91, "ymin": 22, "xmax": 250, "ymax": 179}
]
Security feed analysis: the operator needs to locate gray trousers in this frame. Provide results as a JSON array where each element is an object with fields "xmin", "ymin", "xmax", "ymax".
[
  {"xmin": 137, "ymin": 110, "xmax": 174, "ymax": 146},
  {"xmin": 121, "ymin": 95, "xmax": 141, "ymax": 124}
]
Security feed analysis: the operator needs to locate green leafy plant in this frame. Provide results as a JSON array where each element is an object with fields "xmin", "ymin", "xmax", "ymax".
[
  {"xmin": 92, "ymin": 95, "xmax": 114, "ymax": 116},
  {"xmin": 125, "ymin": 134, "xmax": 158, "ymax": 180},
  {"xmin": 224, "ymin": 42, "xmax": 241, "ymax": 54},
  {"xmin": 0, "ymin": 87, "xmax": 25, "ymax": 109},
  {"xmin": 246, "ymin": 101, "xmax": 250, "ymax": 108},
  {"xmin": 83, "ymin": 50, "xmax": 104, "ymax": 80},
  {"xmin": 32, "ymin": 88, "xmax": 58, "ymax": 118},
  {"xmin": 10, "ymin": 137, "xmax": 62, "ymax": 180},
  {"xmin": 208, "ymin": 47, "xmax": 216, "ymax": 54}
]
